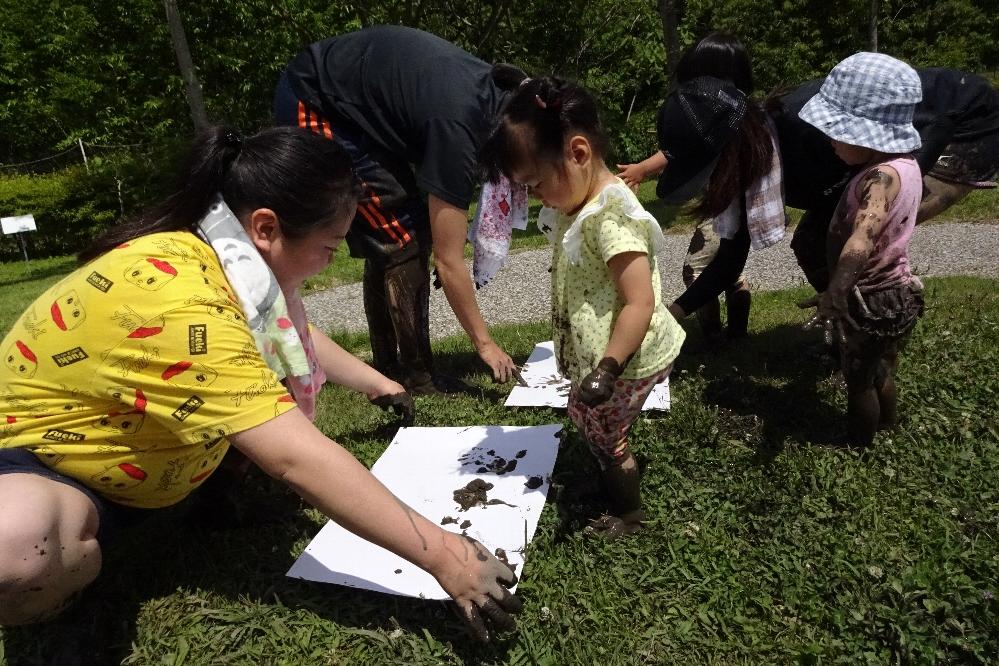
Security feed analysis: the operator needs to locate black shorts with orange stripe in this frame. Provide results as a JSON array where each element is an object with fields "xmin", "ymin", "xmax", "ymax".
[{"xmin": 274, "ymin": 69, "xmax": 427, "ymax": 253}]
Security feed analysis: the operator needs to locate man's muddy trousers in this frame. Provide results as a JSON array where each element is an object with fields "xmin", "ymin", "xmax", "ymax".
[{"xmin": 353, "ymin": 229, "xmax": 436, "ymax": 393}]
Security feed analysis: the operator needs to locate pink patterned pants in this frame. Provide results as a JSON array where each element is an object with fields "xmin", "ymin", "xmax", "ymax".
[{"xmin": 567, "ymin": 365, "xmax": 672, "ymax": 467}]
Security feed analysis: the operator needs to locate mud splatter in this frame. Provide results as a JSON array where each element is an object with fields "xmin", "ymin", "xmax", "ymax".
[
  {"xmin": 453, "ymin": 479, "xmax": 494, "ymax": 511},
  {"xmin": 525, "ymin": 476, "xmax": 543, "ymax": 489},
  {"xmin": 440, "ymin": 516, "xmax": 458, "ymax": 525},
  {"xmin": 459, "ymin": 519, "xmax": 472, "ymax": 530},
  {"xmin": 458, "ymin": 447, "xmax": 521, "ymax": 476},
  {"xmin": 484, "ymin": 498, "xmax": 518, "ymax": 508},
  {"xmin": 394, "ymin": 569, "xmax": 402, "ymax": 574}
]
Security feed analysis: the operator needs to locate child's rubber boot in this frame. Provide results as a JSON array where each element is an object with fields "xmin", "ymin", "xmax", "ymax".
[
  {"xmin": 696, "ymin": 299, "xmax": 726, "ymax": 348},
  {"xmin": 725, "ymin": 284, "xmax": 751, "ymax": 340},
  {"xmin": 584, "ymin": 452, "xmax": 646, "ymax": 540}
]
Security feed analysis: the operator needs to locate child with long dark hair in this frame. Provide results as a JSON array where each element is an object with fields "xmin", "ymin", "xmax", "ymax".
[
  {"xmin": 481, "ymin": 78, "xmax": 685, "ymax": 537},
  {"xmin": 619, "ymin": 32, "xmax": 780, "ymax": 344}
]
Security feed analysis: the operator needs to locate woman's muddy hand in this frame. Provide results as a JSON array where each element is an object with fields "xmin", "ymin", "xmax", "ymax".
[{"xmin": 431, "ymin": 533, "xmax": 523, "ymax": 641}]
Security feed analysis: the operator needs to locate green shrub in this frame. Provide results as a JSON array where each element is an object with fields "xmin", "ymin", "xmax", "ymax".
[{"xmin": 0, "ymin": 150, "xmax": 174, "ymax": 261}]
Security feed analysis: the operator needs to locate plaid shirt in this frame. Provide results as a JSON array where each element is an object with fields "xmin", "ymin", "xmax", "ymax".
[{"xmin": 712, "ymin": 116, "xmax": 787, "ymax": 250}]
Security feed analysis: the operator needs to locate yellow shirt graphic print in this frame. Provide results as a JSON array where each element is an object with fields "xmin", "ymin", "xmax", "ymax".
[{"xmin": 0, "ymin": 232, "xmax": 298, "ymax": 508}]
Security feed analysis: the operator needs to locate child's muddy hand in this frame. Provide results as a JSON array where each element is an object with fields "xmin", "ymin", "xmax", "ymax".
[
  {"xmin": 578, "ymin": 357, "xmax": 623, "ymax": 407},
  {"xmin": 435, "ymin": 535, "xmax": 522, "ymax": 641}
]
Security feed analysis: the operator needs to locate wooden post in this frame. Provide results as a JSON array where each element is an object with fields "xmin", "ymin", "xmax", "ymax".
[
  {"xmin": 870, "ymin": 0, "xmax": 880, "ymax": 53},
  {"xmin": 163, "ymin": 0, "xmax": 209, "ymax": 129}
]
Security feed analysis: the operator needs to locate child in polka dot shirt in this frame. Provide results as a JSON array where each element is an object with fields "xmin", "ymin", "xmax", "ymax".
[{"xmin": 481, "ymin": 76, "xmax": 685, "ymax": 538}]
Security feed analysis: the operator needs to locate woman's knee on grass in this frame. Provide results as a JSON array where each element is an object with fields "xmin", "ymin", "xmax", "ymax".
[{"xmin": 0, "ymin": 474, "xmax": 102, "ymax": 625}]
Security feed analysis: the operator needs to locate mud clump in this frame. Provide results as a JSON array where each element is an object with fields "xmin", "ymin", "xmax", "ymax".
[
  {"xmin": 459, "ymin": 519, "xmax": 472, "ymax": 530},
  {"xmin": 453, "ymin": 479, "xmax": 494, "ymax": 511},
  {"xmin": 525, "ymin": 476, "xmax": 543, "ymax": 490},
  {"xmin": 516, "ymin": 450, "xmax": 527, "ymax": 459},
  {"xmin": 394, "ymin": 569, "xmax": 402, "ymax": 574},
  {"xmin": 440, "ymin": 516, "xmax": 458, "ymax": 525}
]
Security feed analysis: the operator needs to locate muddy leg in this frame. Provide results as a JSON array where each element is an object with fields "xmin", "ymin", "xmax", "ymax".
[
  {"xmin": 600, "ymin": 450, "xmax": 644, "ymax": 522},
  {"xmin": 0, "ymin": 474, "xmax": 101, "ymax": 626},
  {"xmin": 875, "ymin": 342, "xmax": 899, "ymax": 431},
  {"xmin": 842, "ymin": 343, "xmax": 880, "ymax": 447},
  {"xmin": 384, "ymin": 241, "xmax": 437, "ymax": 394},
  {"xmin": 363, "ymin": 256, "xmax": 402, "ymax": 379},
  {"xmin": 725, "ymin": 280, "xmax": 751, "ymax": 339}
]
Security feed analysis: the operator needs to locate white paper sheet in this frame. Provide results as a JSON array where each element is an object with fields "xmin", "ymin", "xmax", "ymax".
[
  {"xmin": 504, "ymin": 341, "xmax": 670, "ymax": 410},
  {"xmin": 286, "ymin": 424, "xmax": 561, "ymax": 599}
]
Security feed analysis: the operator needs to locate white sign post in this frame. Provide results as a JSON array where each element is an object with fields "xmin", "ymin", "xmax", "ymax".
[{"xmin": 1, "ymin": 214, "xmax": 37, "ymax": 267}]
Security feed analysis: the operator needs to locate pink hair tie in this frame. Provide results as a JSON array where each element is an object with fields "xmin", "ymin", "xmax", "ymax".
[{"xmin": 534, "ymin": 95, "xmax": 547, "ymax": 110}]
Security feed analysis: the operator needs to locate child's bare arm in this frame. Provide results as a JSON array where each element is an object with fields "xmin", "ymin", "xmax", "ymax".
[
  {"xmin": 605, "ymin": 251, "xmax": 656, "ymax": 362},
  {"xmin": 576, "ymin": 251, "xmax": 654, "ymax": 406},
  {"xmin": 820, "ymin": 166, "xmax": 900, "ymax": 324}
]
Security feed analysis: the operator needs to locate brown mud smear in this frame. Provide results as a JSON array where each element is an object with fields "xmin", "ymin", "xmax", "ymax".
[{"xmin": 453, "ymin": 479, "xmax": 494, "ymax": 511}]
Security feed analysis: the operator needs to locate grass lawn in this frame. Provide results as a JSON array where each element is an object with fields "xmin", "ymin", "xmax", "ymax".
[{"xmin": 2, "ymin": 276, "xmax": 997, "ymax": 664}]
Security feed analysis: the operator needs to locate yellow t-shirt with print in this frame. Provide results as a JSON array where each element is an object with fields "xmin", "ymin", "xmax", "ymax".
[
  {"xmin": 0, "ymin": 231, "xmax": 298, "ymax": 508},
  {"xmin": 549, "ymin": 181, "xmax": 685, "ymax": 382}
]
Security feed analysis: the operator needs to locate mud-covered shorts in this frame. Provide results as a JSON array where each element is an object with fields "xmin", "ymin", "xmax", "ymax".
[
  {"xmin": 567, "ymin": 365, "xmax": 672, "ymax": 467},
  {"xmin": 848, "ymin": 280, "xmax": 925, "ymax": 342},
  {"xmin": 927, "ymin": 133, "xmax": 999, "ymax": 188}
]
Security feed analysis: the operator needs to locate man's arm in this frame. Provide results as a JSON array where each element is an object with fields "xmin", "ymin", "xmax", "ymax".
[{"xmin": 427, "ymin": 194, "xmax": 516, "ymax": 382}]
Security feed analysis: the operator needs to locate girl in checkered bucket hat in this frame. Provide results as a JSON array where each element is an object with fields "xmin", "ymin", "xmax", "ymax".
[{"xmin": 798, "ymin": 52, "xmax": 925, "ymax": 448}]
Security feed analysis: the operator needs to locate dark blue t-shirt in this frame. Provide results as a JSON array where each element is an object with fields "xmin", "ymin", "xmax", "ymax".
[{"xmin": 286, "ymin": 26, "xmax": 506, "ymax": 210}]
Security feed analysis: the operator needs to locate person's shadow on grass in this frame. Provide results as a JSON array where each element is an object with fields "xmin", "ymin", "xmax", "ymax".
[{"xmin": 672, "ymin": 321, "xmax": 843, "ymax": 463}]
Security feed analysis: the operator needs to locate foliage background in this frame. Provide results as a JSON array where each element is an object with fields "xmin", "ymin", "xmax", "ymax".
[{"xmin": 0, "ymin": 0, "xmax": 997, "ymax": 259}]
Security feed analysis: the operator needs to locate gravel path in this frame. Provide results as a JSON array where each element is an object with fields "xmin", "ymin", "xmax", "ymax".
[{"xmin": 305, "ymin": 222, "xmax": 999, "ymax": 340}]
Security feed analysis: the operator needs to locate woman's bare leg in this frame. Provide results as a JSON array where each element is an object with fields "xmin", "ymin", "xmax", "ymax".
[{"xmin": 0, "ymin": 474, "xmax": 101, "ymax": 626}]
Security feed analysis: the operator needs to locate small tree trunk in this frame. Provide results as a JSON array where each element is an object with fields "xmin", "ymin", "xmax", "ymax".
[
  {"xmin": 163, "ymin": 0, "xmax": 209, "ymax": 129},
  {"xmin": 869, "ymin": 0, "xmax": 880, "ymax": 52},
  {"xmin": 658, "ymin": 0, "xmax": 682, "ymax": 85}
]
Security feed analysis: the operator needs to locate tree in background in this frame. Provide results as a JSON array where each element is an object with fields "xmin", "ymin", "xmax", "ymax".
[{"xmin": 163, "ymin": 0, "xmax": 208, "ymax": 129}]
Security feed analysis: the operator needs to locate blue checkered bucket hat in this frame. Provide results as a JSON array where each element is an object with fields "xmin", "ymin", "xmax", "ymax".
[{"xmin": 799, "ymin": 52, "xmax": 922, "ymax": 153}]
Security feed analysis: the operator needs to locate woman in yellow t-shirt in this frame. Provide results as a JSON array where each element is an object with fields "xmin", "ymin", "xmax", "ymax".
[{"xmin": 0, "ymin": 126, "xmax": 520, "ymax": 640}]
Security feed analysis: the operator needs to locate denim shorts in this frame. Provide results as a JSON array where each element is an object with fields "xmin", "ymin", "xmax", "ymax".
[{"xmin": 0, "ymin": 448, "xmax": 148, "ymax": 545}]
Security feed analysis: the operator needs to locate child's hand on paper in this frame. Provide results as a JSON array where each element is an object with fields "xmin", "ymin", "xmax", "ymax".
[{"xmin": 432, "ymin": 533, "xmax": 522, "ymax": 641}]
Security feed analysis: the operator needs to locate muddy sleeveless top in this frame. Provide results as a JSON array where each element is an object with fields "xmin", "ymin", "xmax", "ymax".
[{"xmin": 828, "ymin": 156, "xmax": 921, "ymax": 291}]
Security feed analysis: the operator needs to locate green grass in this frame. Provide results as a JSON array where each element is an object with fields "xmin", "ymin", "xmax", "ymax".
[
  {"xmin": 0, "ymin": 256, "xmax": 77, "ymax": 334},
  {"xmin": 2, "ymin": 276, "xmax": 997, "ymax": 664}
]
